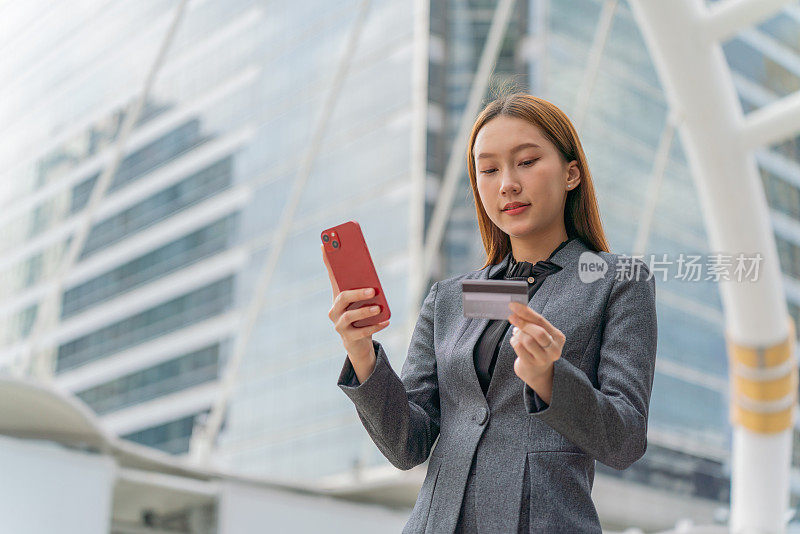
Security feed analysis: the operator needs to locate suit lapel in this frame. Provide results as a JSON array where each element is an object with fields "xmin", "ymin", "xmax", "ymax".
[{"xmin": 446, "ymin": 238, "xmax": 588, "ymax": 406}]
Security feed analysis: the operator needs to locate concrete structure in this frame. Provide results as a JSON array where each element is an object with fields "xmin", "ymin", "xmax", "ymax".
[{"xmin": 0, "ymin": 376, "xmax": 410, "ymax": 533}]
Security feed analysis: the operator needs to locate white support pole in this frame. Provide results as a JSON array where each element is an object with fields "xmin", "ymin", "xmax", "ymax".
[
  {"xmin": 741, "ymin": 90, "xmax": 800, "ymax": 150},
  {"xmin": 632, "ymin": 111, "xmax": 679, "ymax": 258},
  {"xmin": 13, "ymin": 0, "xmax": 190, "ymax": 381},
  {"xmin": 573, "ymin": 0, "xmax": 619, "ymax": 132},
  {"xmin": 703, "ymin": 0, "xmax": 796, "ymax": 43},
  {"xmin": 523, "ymin": 0, "xmax": 550, "ymax": 97},
  {"xmin": 188, "ymin": 0, "xmax": 373, "ymax": 464},
  {"xmin": 412, "ymin": 0, "xmax": 516, "ymax": 313},
  {"xmin": 627, "ymin": 0, "xmax": 796, "ymax": 532},
  {"xmin": 405, "ymin": 0, "xmax": 431, "ymax": 364}
]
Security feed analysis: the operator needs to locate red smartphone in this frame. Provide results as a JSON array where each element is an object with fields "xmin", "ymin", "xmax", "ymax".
[{"xmin": 321, "ymin": 221, "xmax": 391, "ymax": 328}]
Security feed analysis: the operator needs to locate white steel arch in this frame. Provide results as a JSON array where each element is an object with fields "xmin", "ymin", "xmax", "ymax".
[{"xmin": 627, "ymin": 0, "xmax": 798, "ymax": 532}]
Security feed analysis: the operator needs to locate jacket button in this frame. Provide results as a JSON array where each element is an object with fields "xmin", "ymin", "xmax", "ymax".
[{"xmin": 475, "ymin": 407, "xmax": 489, "ymax": 425}]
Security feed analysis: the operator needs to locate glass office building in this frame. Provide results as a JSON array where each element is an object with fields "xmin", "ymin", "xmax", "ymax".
[
  {"xmin": 3, "ymin": 0, "xmax": 800, "ymax": 529},
  {"xmin": 0, "ymin": 0, "xmax": 265, "ymax": 454},
  {"xmin": 0, "ymin": 0, "xmax": 424, "ymax": 478}
]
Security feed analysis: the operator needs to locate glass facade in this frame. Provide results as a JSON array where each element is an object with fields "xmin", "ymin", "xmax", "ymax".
[
  {"xmin": 62, "ymin": 214, "xmax": 237, "ymax": 318},
  {"xmin": 122, "ymin": 411, "xmax": 210, "ymax": 455},
  {"xmin": 56, "ymin": 276, "xmax": 234, "ymax": 373},
  {"xmin": 77, "ymin": 344, "xmax": 222, "ymax": 415}
]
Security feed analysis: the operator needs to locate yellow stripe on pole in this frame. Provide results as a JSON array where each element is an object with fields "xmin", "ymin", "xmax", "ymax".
[
  {"xmin": 732, "ymin": 371, "xmax": 794, "ymax": 402},
  {"xmin": 727, "ymin": 320, "xmax": 794, "ymax": 368},
  {"xmin": 725, "ymin": 316, "xmax": 797, "ymax": 434},
  {"xmin": 730, "ymin": 404, "xmax": 794, "ymax": 434}
]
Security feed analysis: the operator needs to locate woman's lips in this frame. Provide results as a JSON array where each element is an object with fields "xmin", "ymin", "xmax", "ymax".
[{"xmin": 503, "ymin": 204, "xmax": 530, "ymax": 215}]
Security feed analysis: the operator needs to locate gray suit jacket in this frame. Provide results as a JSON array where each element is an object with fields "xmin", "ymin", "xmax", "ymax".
[{"xmin": 337, "ymin": 238, "xmax": 657, "ymax": 533}]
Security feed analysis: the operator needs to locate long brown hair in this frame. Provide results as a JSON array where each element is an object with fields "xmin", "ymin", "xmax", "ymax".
[{"xmin": 467, "ymin": 92, "xmax": 610, "ymax": 269}]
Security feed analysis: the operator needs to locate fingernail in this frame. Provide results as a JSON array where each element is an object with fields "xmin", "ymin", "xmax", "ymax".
[
  {"xmin": 512, "ymin": 326, "xmax": 519, "ymax": 336},
  {"xmin": 364, "ymin": 288, "xmax": 374, "ymax": 296}
]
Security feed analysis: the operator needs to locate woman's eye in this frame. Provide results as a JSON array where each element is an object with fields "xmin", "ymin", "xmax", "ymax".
[{"xmin": 481, "ymin": 160, "xmax": 536, "ymax": 173}]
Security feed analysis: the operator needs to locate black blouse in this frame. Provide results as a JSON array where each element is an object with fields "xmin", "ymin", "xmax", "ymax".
[{"xmin": 472, "ymin": 237, "xmax": 574, "ymax": 396}]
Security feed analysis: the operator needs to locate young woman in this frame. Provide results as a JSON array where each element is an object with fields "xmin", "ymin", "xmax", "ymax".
[{"xmin": 322, "ymin": 92, "xmax": 658, "ymax": 533}]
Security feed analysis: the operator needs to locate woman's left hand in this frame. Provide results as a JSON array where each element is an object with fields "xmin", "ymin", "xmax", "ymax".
[{"xmin": 507, "ymin": 301, "xmax": 565, "ymax": 391}]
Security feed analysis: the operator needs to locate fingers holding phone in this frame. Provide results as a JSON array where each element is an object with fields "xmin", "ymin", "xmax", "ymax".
[{"xmin": 328, "ymin": 285, "xmax": 390, "ymax": 342}]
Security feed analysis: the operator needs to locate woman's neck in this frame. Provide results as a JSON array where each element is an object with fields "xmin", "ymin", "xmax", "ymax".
[{"xmin": 510, "ymin": 231, "xmax": 569, "ymax": 265}]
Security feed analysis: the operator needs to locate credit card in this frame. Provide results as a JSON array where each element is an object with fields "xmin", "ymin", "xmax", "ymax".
[{"xmin": 461, "ymin": 279, "xmax": 529, "ymax": 320}]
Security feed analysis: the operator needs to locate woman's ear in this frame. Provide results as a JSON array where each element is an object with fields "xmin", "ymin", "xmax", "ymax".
[{"xmin": 565, "ymin": 160, "xmax": 580, "ymax": 190}]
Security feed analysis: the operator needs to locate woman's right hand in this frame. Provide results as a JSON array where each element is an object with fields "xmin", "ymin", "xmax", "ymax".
[{"xmin": 322, "ymin": 244, "xmax": 390, "ymax": 366}]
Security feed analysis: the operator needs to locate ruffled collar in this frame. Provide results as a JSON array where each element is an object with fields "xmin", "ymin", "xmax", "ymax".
[
  {"xmin": 505, "ymin": 258, "xmax": 560, "ymax": 279},
  {"xmin": 503, "ymin": 238, "xmax": 572, "ymax": 280}
]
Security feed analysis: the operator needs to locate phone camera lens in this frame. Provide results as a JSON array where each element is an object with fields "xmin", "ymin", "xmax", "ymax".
[
  {"xmin": 332, "ymin": 241, "xmax": 339, "ymax": 248},
  {"xmin": 322, "ymin": 234, "xmax": 330, "ymax": 242}
]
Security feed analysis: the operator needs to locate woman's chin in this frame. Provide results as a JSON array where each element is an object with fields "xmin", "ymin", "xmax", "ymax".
[{"xmin": 502, "ymin": 221, "xmax": 537, "ymax": 237}]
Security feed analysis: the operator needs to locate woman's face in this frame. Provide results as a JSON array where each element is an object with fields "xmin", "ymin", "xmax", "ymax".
[{"xmin": 473, "ymin": 115, "xmax": 579, "ymax": 240}]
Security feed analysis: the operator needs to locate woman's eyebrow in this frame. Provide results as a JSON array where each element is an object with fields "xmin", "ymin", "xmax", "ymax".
[{"xmin": 477, "ymin": 142, "xmax": 541, "ymax": 159}]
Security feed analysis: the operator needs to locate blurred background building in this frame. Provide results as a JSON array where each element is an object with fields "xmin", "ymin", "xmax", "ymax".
[{"xmin": 2, "ymin": 0, "xmax": 800, "ymax": 531}]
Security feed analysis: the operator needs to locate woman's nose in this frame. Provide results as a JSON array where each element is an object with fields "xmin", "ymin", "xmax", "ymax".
[{"xmin": 500, "ymin": 174, "xmax": 521, "ymax": 194}]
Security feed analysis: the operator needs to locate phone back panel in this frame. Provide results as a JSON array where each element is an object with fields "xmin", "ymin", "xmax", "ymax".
[{"xmin": 321, "ymin": 221, "xmax": 390, "ymax": 327}]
